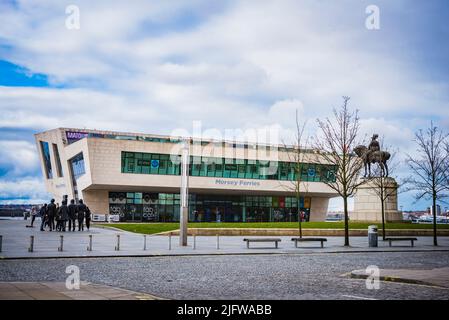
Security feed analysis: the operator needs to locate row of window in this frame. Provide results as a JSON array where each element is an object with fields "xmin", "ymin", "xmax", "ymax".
[
  {"xmin": 108, "ymin": 192, "xmax": 312, "ymax": 222},
  {"xmin": 109, "ymin": 192, "xmax": 311, "ymax": 209},
  {"xmin": 65, "ymin": 130, "xmax": 315, "ymax": 155},
  {"xmin": 121, "ymin": 152, "xmax": 336, "ymax": 182}
]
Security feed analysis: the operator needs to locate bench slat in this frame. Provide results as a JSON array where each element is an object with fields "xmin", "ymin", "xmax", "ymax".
[
  {"xmin": 291, "ymin": 238, "xmax": 327, "ymax": 242},
  {"xmin": 291, "ymin": 237, "xmax": 327, "ymax": 248},
  {"xmin": 243, "ymin": 238, "xmax": 281, "ymax": 249},
  {"xmin": 385, "ymin": 237, "xmax": 417, "ymax": 247},
  {"xmin": 243, "ymin": 238, "xmax": 281, "ymax": 242}
]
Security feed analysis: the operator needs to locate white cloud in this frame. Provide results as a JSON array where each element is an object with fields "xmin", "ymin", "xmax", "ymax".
[
  {"xmin": 0, "ymin": 177, "xmax": 50, "ymax": 202},
  {"xmin": 1, "ymin": 0, "xmax": 447, "ymax": 133},
  {"xmin": 0, "ymin": 140, "xmax": 40, "ymax": 177},
  {"xmin": 0, "ymin": 1, "xmax": 447, "ymax": 207}
]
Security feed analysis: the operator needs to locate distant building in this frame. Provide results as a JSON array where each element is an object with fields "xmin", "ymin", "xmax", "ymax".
[{"xmin": 428, "ymin": 205, "xmax": 442, "ymax": 216}]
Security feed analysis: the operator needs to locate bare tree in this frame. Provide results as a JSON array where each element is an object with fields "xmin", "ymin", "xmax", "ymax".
[
  {"xmin": 315, "ymin": 96, "xmax": 365, "ymax": 246},
  {"xmin": 406, "ymin": 122, "xmax": 449, "ymax": 246},
  {"xmin": 281, "ymin": 109, "xmax": 310, "ymax": 238},
  {"xmin": 369, "ymin": 145, "xmax": 404, "ymax": 240}
]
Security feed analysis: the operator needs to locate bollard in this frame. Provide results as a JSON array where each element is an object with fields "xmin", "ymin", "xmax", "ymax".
[
  {"xmin": 193, "ymin": 235, "xmax": 196, "ymax": 250},
  {"xmin": 28, "ymin": 235, "xmax": 34, "ymax": 252},
  {"xmin": 87, "ymin": 235, "xmax": 92, "ymax": 251},
  {"xmin": 115, "ymin": 234, "xmax": 120, "ymax": 251},
  {"xmin": 58, "ymin": 235, "xmax": 64, "ymax": 252},
  {"xmin": 143, "ymin": 235, "xmax": 147, "ymax": 251},
  {"xmin": 0, "ymin": 235, "xmax": 2, "ymax": 253},
  {"xmin": 168, "ymin": 233, "xmax": 172, "ymax": 250},
  {"xmin": 216, "ymin": 234, "xmax": 219, "ymax": 250}
]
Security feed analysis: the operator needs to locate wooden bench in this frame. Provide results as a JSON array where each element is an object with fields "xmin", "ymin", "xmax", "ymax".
[
  {"xmin": 291, "ymin": 237, "xmax": 327, "ymax": 248},
  {"xmin": 385, "ymin": 237, "xmax": 417, "ymax": 247},
  {"xmin": 243, "ymin": 238, "xmax": 281, "ymax": 249}
]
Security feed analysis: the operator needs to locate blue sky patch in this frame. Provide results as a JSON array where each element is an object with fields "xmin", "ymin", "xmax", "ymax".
[{"xmin": 0, "ymin": 60, "xmax": 49, "ymax": 87}]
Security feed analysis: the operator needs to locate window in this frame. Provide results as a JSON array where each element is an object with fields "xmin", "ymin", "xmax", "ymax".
[
  {"xmin": 52, "ymin": 144, "xmax": 63, "ymax": 177},
  {"xmin": 40, "ymin": 141, "xmax": 53, "ymax": 179},
  {"xmin": 69, "ymin": 152, "xmax": 85, "ymax": 180},
  {"xmin": 120, "ymin": 151, "xmax": 331, "ymax": 183},
  {"xmin": 121, "ymin": 151, "xmax": 181, "ymax": 176}
]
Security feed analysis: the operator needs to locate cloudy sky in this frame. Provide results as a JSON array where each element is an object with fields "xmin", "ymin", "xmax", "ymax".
[{"xmin": 0, "ymin": 0, "xmax": 448, "ymax": 210}]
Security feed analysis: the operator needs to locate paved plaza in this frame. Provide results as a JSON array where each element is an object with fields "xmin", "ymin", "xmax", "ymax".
[
  {"xmin": 1, "ymin": 219, "xmax": 449, "ymax": 300},
  {"xmin": 1, "ymin": 220, "xmax": 449, "ymax": 259}
]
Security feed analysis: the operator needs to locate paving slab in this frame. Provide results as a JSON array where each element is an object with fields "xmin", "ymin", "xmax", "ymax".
[
  {"xmin": 0, "ymin": 281, "xmax": 163, "ymax": 300},
  {"xmin": 350, "ymin": 267, "xmax": 449, "ymax": 288}
]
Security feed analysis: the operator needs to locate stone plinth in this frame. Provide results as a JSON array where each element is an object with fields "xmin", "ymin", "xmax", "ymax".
[{"xmin": 351, "ymin": 177, "xmax": 403, "ymax": 222}]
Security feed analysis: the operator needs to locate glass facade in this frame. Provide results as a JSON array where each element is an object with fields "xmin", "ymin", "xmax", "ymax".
[
  {"xmin": 69, "ymin": 153, "xmax": 85, "ymax": 180},
  {"xmin": 66, "ymin": 130, "xmax": 181, "ymax": 145},
  {"xmin": 122, "ymin": 152, "xmax": 181, "ymax": 175},
  {"xmin": 52, "ymin": 143, "xmax": 63, "ymax": 177},
  {"xmin": 39, "ymin": 141, "xmax": 53, "ymax": 179},
  {"xmin": 121, "ymin": 152, "xmax": 336, "ymax": 182},
  {"xmin": 109, "ymin": 192, "xmax": 311, "ymax": 223}
]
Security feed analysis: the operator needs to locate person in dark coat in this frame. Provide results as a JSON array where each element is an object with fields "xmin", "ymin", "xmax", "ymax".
[
  {"xmin": 85, "ymin": 206, "xmax": 92, "ymax": 231},
  {"xmin": 55, "ymin": 206, "xmax": 61, "ymax": 231},
  {"xmin": 47, "ymin": 199, "xmax": 57, "ymax": 231},
  {"xmin": 68, "ymin": 199, "xmax": 78, "ymax": 232},
  {"xmin": 77, "ymin": 199, "xmax": 87, "ymax": 231},
  {"xmin": 58, "ymin": 200, "xmax": 69, "ymax": 232},
  {"xmin": 39, "ymin": 203, "xmax": 48, "ymax": 231}
]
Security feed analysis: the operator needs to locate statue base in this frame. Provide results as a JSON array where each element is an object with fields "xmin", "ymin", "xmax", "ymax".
[{"xmin": 350, "ymin": 177, "xmax": 403, "ymax": 222}]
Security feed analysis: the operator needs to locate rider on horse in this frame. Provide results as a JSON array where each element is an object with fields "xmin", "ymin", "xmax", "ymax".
[{"xmin": 367, "ymin": 134, "xmax": 380, "ymax": 162}]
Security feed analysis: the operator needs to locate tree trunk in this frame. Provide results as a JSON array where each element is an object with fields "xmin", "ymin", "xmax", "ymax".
[
  {"xmin": 432, "ymin": 193, "xmax": 438, "ymax": 246},
  {"xmin": 343, "ymin": 196, "xmax": 349, "ymax": 246},
  {"xmin": 298, "ymin": 197, "xmax": 302, "ymax": 238},
  {"xmin": 381, "ymin": 197, "xmax": 386, "ymax": 241}
]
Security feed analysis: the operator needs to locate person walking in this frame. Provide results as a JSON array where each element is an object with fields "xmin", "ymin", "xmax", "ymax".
[
  {"xmin": 85, "ymin": 206, "xmax": 92, "ymax": 231},
  {"xmin": 47, "ymin": 199, "xmax": 57, "ymax": 231},
  {"xmin": 77, "ymin": 199, "xmax": 87, "ymax": 231},
  {"xmin": 59, "ymin": 200, "xmax": 69, "ymax": 232},
  {"xmin": 39, "ymin": 203, "xmax": 48, "ymax": 231},
  {"xmin": 30, "ymin": 206, "xmax": 38, "ymax": 227},
  {"xmin": 68, "ymin": 199, "xmax": 78, "ymax": 232}
]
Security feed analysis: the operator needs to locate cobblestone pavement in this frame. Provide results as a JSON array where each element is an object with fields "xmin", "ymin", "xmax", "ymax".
[{"xmin": 1, "ymin": 251, "xmax": 448, "ymax": 300}]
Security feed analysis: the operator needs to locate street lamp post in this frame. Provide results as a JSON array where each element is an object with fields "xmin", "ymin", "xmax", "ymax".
[{"xmin": 179, "ymin": 138, "xmax": 190, "ymax": 246}]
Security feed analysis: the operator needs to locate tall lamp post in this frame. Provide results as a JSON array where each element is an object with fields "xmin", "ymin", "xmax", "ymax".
[{"xmin": 179, "ymin": 138, "xmax": 190, "ymax": 246}]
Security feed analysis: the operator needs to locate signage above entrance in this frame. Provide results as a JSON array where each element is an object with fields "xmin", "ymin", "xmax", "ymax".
[{"xmin": 214, "ymin": 179, "xmax": 261, "ymax": 187}]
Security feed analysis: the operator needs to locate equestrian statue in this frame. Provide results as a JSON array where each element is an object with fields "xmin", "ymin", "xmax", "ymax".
[{"xmin": 353, "ymin": 134, "xmax": 391, "ymax": 177}]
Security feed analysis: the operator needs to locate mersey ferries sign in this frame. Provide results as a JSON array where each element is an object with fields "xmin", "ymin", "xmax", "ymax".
[{"xmin": 214, "ymin": 179, "xmax": 261, "ymax": 187}]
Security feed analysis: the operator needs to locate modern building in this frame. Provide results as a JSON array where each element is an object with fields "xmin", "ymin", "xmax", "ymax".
[{"xmin": 35, "ymin": 128, "xmax": 339, "ymax": 223}]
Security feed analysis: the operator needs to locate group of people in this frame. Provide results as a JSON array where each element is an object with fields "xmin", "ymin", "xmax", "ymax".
[{"xmin": 31, "ymin": 198, "xmax": 92, "ymax": 232}]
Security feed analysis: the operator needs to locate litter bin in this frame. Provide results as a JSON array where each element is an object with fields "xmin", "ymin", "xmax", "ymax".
[{"xmin": 368, "ymin": 225, "xmax": 378, "ymax": 247}]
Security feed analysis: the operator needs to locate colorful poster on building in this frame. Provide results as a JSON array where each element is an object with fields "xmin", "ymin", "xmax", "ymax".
[{"xmin": 66, "ymin": 131, "xmax": 88, "ymax": 144}]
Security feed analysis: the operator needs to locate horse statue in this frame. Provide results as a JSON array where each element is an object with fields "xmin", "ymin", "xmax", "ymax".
[{"xmin": 353, "ymin": 144, "xmax": 391, "ymax": 177}]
